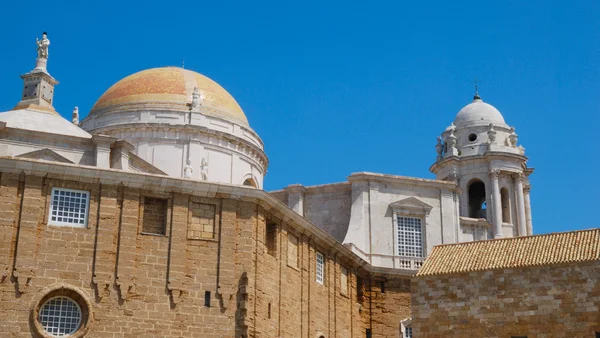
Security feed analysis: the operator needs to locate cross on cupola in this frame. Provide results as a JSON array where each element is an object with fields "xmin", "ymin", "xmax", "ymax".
[{"xmin": 14, "ymin": 32, "xmax": 59, "ymax": 112}]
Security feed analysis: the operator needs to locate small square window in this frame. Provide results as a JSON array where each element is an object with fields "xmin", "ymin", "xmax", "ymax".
[{"xmin": 48, "ymin": 188, "xmax": 90, "ymax": 228}]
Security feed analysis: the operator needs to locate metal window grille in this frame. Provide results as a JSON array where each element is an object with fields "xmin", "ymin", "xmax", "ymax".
[
  {"xmin": 316, "ymin": 252, "xmax": 324, "ymax": 284},
  {"xmin": 38, "ymin": 296, "xmax": 82, "ymax": 337},
  {"xmin": 404, "ymin": 327, "xmax": 413, "ymax": 338},
  {"xmin": 397, "ymin": 217, "xmax": 423, "ymax": 258},
  {"xmin": 48, "ymin": 188, "xmax": 89, "ymax": 228}
]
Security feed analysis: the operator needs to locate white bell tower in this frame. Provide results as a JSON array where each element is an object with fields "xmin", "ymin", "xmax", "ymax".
[{"xmin": 430, "ymin": 90, "xmax": 534, "ymax": 238}]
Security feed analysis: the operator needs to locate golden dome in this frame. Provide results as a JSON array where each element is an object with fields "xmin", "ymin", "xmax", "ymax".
[{"xmin": 90, "ymin": 67, "xmax": 249, "ymax": 126}]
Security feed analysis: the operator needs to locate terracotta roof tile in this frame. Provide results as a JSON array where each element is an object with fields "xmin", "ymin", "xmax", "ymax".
[{"xmin": 416, "ymin": 228, "xmax": 600, "ymax": 276}]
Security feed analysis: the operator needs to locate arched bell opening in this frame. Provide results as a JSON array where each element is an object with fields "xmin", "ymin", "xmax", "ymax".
[
  {"xmin": 467, "ymin": 180, "xmax": 487, "ymax": 219},
  {"xmin": 501, "ymin": 187, "xmax": 511, "ymax": 223}
]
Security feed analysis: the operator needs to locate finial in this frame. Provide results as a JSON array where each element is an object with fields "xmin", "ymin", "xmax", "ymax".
[
  {"xmin": 473, "ymin": 78, "xmax": 481, "ymax": 100},
  {"xmin": 72, "ymin": 107, "xmax": 79, "ymax": 125}
]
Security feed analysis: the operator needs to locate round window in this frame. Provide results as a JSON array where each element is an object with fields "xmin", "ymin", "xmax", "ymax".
[
  {"xmin": 38, "ymin": 296, "xmax": 82, "ymax": 337},
  {"xmin": 468, "ymin": 133, "xmax": 477, "ymax": 142}
]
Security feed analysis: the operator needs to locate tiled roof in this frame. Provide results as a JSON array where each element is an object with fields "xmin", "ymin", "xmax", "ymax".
[{"xmin": 417, "ymin": 228, "xmax": 600, "ymax": 276}]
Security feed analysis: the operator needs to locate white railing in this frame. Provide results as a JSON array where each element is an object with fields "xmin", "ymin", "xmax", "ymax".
[{"xmin": 397, "ymin": 257, "xmax": 425, "ymax": 270}]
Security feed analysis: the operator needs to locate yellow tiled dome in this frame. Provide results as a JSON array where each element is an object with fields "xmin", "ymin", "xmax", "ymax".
[{"xmin": 90, "ymin": 67, "xmax": 248, "ymax": 126}]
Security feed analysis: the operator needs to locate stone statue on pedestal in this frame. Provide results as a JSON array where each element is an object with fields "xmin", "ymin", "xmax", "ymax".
[
  {"xmin": 487, "ymin": 123, "xmax": 497, "ymax": 144},
  {"xmin": 72, "ymin": 107, "xmax": 79, "ymax": 125},
  {"xmin": 36, "ymin": 32, "xmax": 50, "ymax": 59},
  {"xmin": 200, "ymin": 158, "xmax": 208, "ymax": 181},
  {"xmin": 190, "ymin": 87, "xmax": 202, "ymax": 112},
  {"xmin": 184, "ymin": 158, "xmax": 193, "ymax": 178}
]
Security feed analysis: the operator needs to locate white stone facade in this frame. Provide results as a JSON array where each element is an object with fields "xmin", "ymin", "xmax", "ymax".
[{"xmin": 272, "ymin": 94, "xmax": 534, "ymax": 271}]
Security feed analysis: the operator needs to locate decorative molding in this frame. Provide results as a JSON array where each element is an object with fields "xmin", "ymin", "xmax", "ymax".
[
  {"xmin": 16, "ymin": 148, "xmax": 73, "ymax": 163},
  {"xmin": 90, "ymin": 124, "xmax": 268, "ymax": 169},
  {"xmin": 390, "ymin": 197, "xmax": 433, "ymax": 216}
]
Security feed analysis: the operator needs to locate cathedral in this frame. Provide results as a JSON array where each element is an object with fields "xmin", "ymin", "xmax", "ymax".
[{"xmin": 4, "ymin": 32, "xmax": 588, "ymax": 338}]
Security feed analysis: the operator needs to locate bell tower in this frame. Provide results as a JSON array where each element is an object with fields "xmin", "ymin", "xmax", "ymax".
[{"xmin": 430, "ymin": 91, "xmax": 534, "ymax": 238}]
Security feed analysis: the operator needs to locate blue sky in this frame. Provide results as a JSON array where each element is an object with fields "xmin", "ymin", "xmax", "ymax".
[{"xmin": 1, "ymin": 0, "xmax": 599, "ymax": 234}]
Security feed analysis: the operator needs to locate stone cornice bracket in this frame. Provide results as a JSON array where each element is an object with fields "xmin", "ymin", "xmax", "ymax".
[{"xmin": 91, "ymin": 134, "xmax": 116, "ymax": 147}]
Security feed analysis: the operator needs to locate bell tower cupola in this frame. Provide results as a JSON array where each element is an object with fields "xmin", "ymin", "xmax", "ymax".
[
  {"xmin": 14, "ymin": 32, "xmax": 59, "ymax": 112},
  {"xmin": 430, "ymin": 90, "xmax": 534, "ymax": 239}
]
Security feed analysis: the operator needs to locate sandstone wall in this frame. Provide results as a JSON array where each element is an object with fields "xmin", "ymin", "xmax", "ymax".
[
  {"xmin": 0, "ymin": 172, "xmax": 411, "ymax": 337},
  {"xmin": 412, "ymin": 261, "xmax": 600, "ymax": 337}
]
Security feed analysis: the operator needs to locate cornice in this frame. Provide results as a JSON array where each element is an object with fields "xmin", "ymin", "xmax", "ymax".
[
  {"xmin": 87, "ymin": 123, "xmax": 269, "ymax": 169},
  {"xmin": 348, "ymin": 172, "xmax": 458, "ymax": 191},
  {"xmin": 430, "ymin": 151, "xmax": 529, "ymax": 173}
]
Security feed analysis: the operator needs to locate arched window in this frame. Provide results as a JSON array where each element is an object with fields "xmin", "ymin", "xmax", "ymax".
[
  {"xmin": 243, "ymin": 178, "xmax": 257, "ymax": 188},
  {"xmin": 501, "ymin": 187, "xmax": 511, "ymax": 223},
  {"xmin": 468, "ymin": 180, "xmax": 487, "ymax": 219}
]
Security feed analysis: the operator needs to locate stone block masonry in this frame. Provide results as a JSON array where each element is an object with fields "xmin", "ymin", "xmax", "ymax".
[
  {"xmin": 0, "ymin": 169, "xmax": 412, "ymax": 337},
  {"xmin": 412, "ymin": 261, "xmax": 600, "ymax": 337}
]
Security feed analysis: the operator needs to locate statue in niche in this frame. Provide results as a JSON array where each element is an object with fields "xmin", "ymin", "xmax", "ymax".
[
  {"xmin": 200, "ymin": 157, "xmax": 208, "ymax": 180},
  {"xmin": 36, "ymin": 32, "xmax": 50, "ymax": 59},
  {"xmin": 184, "ymin": 158, "xmax": 193, "ymax": 178}
]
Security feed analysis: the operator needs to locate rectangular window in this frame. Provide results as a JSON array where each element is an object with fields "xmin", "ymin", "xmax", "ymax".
[
  {"xmin": 340, "ymin": 266, "xmax": 348, "ymax": 295},
  {"xmin": 287, "ymin": 234, "xmax": 299, "ymax": 268},
  {"xmin": 404, "ymin": 327, "xmax": 413, "ymax": 338},
  {"xmin": 266, "ymin": 222, "xmax": 277, "ymax": 256},
  {"xmin": 366, "ymin": 329, "xmax": 372, "ymax": 338},
  {"xmin": 397, "ymin": 216, "xmax": 424, "ymax": 258},
  {"xmin": 142, "ymin": 197, "xmax": 168, "ymax": 235},
  {"xmin": 316, "ymin": 251, "xmax": 324, "ymax": 284},
  {"xmin": 48, "ymin": 188, "xmax": 90, "ymax": 228},
  {"xmin": 204, "ymin": 291, "xmax": 211, "ymax": 307}
]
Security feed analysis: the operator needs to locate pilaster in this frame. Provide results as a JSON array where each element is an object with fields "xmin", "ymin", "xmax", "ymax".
[{"xmin": 92, "ymin": 135, "xmax": 116, "ymax": 169}]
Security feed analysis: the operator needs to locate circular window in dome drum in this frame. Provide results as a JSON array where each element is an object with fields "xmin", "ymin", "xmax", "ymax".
[
  {"xmin": 468, "ymin": 133, "xmax": 477, "ymax": 142},
  {"xmin": 38, "ymin": 296, "xmax": 82, "ymax": 337}
]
